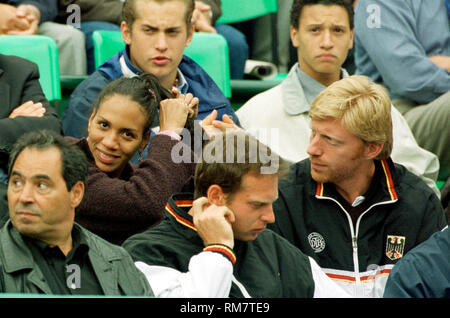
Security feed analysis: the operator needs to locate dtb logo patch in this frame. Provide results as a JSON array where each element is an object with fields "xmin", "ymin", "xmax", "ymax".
[
  {"xmin": 386, "ymin": 235, "xmax": 405, "ymax": 260},
  {"xmin": 308, "ymin": 232, "xmax": 326, "ymax": 253}
]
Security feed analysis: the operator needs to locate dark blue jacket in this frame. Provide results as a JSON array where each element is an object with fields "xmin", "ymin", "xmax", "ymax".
[
  {"xmin": 62, "ymin": 48, "xmax": 238, "ymax": 138},
  {"xmin": 383, "ymin": 227, "xmax": 450, "ymax": 298}
]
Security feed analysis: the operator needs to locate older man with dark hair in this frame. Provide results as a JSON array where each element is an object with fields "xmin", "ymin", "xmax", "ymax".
[{"xmin": 0, "ymin": 130, "xmax": 152, "ymax": 295}]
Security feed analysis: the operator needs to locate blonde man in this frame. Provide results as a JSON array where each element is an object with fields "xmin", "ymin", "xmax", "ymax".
[
  {"xmin": 269, "ymin": 75, "xmax": 447, "ymax": 298},
  {"xmin": 236, "ymin": 0, "xmax": 441, "ymax": 198}
]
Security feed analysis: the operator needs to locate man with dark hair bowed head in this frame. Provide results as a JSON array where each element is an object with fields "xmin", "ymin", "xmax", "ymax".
[{"xmin": 123, "ymin": 130, "xmax": 350, "ymax": 298}]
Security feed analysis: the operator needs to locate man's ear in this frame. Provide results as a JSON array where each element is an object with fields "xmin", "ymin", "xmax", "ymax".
[
  {"xmin": 206, "ymin": 184, "xmax": 226, "ymax": 206},
  {"xmin": 348, "ymin": 29, "xmax": 354, "ymax": 50},
  {"xmin": 364, "ymin": 142, "xmax": 383, "ymax": 160},
  {"xmin": 290, "ymin": 25, "xmax": 300, "ymax": 48},
  {"xmin": 185, "ymin": 24, "xmax": 195, "ymax": 47},
  {"xmin": 69, "ymin": 181, "xmax": 85, "ymax": 209},
  {"xmin": 121, "ymin": 21, "xmax": 132, "ymax": 45}
]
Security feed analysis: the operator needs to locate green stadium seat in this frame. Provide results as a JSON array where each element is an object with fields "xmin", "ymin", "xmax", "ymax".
[
  {"xmin": 216, "ymin": 0, "xmax": 277, "ymax": 24},
  {"xmin": 215, "ymin": 0, "xmax": 285, "ymax": 106},
  {"xmin": 92, "ymin": 30, "xmax": 231, "ymax": 97},
  {"xmin": 185, "ymin": 32, "xmax": 231, "ymax": 98},
  {"xmin": 92, "ymin": 30, "xmax": 125, "ymax": 69},
  {"xmin": 0, "ymin": 35, "xmax": 61, "ymax": 102}
]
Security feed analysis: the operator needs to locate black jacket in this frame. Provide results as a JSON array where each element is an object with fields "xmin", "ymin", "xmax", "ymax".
[
  {"xmin": 0, "ymin": 54, "xmax": 61, "ymax": 168},
  {"xmin": 270, "ymin": 158, "xmax": 447, "ymax": 297},
  {"xmin": 0, "ymin": 221, "xmax": 152, "ymax": 295},
  {"xmin": 123, "ymin": 193, "xmax": 317, "ymax": 298}
]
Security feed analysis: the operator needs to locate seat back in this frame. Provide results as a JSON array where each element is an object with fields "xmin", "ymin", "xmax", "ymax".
[
  {"xmin": 0, "ymin": 35, "xmax": 61, "ymax": 101},
  {"xmin": 184, "ymin": 32, "xmax": 231, "ymax": 97},
  {"xmin": 92, "ymin": 30, "xmax": 125, "ymax": 69},
  {"xmin": 92, "ymin": 30, "xmax": 231, "ymax": 97},
  {"xmin": 217, "ymin": 0, "xmax": 278, "ymax": 24}
]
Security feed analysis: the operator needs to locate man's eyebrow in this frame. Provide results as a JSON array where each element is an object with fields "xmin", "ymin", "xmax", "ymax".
[
  {"xmin": 10, "ymin": 171, "xmax": 52, "ymax": 181},
  {"xmin": 141, "ymin": 23, "xmax": 182, "ymax": 31},
  {"xmin": 32, "ymin": 175, "xmax": 51, "ymax": 181},
  {"xmin": 10, "ymin": 171, "xmax": 23, "ymax": 178},
  {"xmin": 141, "ymin": 23, "xmax": 157, "ymax": 29},
  {"xmin": 322, "ymin": 133, "xmax": 345, "ymax": 143},
  {"xmin": 332, "ymin": 24, "xmax": 349, "ymax": 30},
  {"xmin": 306, "ymin": 23, "xmax": 349, "ymax": 29},
  {"xmin": 313, "ymin": 129, "xmax": 345, "ymax": 143},
  {"xmin": 249, "ymin": 196, "xmax": 279, "ymax": 204}
]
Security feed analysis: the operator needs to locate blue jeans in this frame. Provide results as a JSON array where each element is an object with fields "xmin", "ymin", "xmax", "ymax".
[
  {"xmin": 80, "ymin": 21, "xmax": 121, "ymax": 74},
  {"xmin": 215, "ymin": 24, "xmax": 249, "ymax": 79}
]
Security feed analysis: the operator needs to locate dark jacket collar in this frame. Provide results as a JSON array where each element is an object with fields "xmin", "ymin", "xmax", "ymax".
[
  {"xmin": 313, "ymin": 158, "xmax": 399, "ymax": 203},
  {"xmin": 96, "ymin": 48, "xmax": 232, "ymax": 118},
  {"xmin": 0, "ymin": 221, "xmax": 95, "ymax": 274},
  {"xmin": 165, "ymin": 193, "xmax": 198, "ymax": 238}
]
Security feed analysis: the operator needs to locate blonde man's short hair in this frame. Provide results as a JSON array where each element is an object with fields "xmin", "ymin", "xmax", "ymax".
[{"xmin": 309, "ymin": 75, "xmax": 393, "ymax": 159}]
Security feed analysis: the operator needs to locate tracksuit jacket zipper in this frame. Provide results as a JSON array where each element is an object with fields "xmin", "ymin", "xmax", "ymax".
[{"xmin": 315, "ymin": 195, "xmax": 397, "ymax": 296}]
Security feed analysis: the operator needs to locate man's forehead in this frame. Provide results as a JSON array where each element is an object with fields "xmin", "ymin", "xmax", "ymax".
[
  {"xmin": 12, "ymin": 147, "xmax": 62, "ymax": 177},
  {"xmin": 311, "ymin": 118, "xmax": 357, "ymax": 141},
  {"xmin": 238, "ymin": 173, "xmax": 278, "ymax": 197},
  {"xmin": 134, "ymin": 0, "xmax": 188, "ymax": 26},
  {"xmin": 300, "ymin": 4, "xmax": 350, "ymax": 27}
]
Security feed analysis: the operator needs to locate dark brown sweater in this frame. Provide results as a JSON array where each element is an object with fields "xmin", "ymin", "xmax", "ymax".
[{"xmin": 71, "ymin": 135, "xmax": 195, "ymax": 245}]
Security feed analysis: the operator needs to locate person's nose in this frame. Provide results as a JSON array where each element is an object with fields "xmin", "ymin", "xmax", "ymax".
[
  {"xmin": 307, "ymin": 133, "xmax": 323, "ymax": 157},
  {"xmin": 261, "ymin": 205, "xmax": 275, "ymax": 224},
  {"xmin": 320, "ymin": 30, "xmax": 334, "ymax": 50},
  {"xmin": 18, "ymin": 182, "xmax": 35, "ymax": 204},
  {"xmin": 102, "ymin": 130, "xmax": 120, "ymax": 150},
  {"xmin": 155, "ymin": 33, "xmax": 168, "ymax": 52}
]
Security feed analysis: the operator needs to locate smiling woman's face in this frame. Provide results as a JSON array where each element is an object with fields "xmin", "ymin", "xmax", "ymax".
[{"xmin": 87, "ymin": 93, "xmax": 149, "ymax": 178}]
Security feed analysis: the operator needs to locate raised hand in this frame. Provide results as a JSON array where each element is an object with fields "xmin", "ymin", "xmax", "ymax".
[{"xmin": 192, "ymin": 197, "xmax": 235, "ymax": 249}]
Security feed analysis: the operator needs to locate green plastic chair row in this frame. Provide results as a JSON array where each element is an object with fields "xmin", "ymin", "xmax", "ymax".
[
  {"xmin": 216, "ymin": 0, "xmax": 278, "ymax": 24},
  {"xmin": 0, "ymin": 35, "xmax": 61, "ymax": 102},
  {"xmin": 216, "ymin": 0, "xmax": 286, "ymax": 85},
  {"xmin": 92, "ymin": 30, "xmax": 231, "ymax": 98}
]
